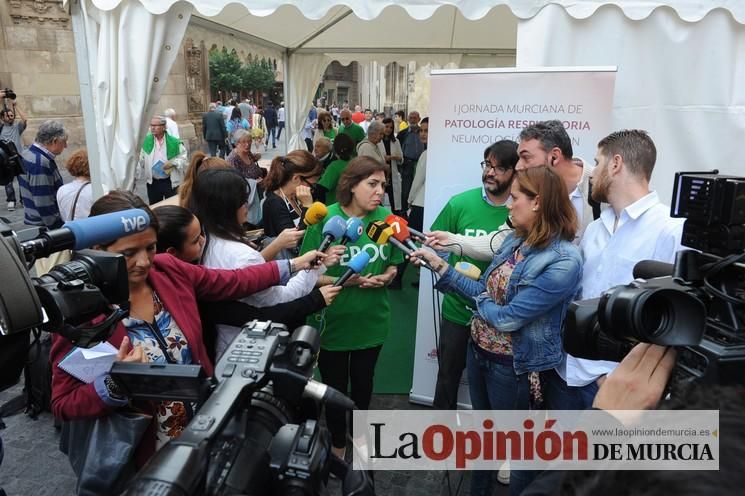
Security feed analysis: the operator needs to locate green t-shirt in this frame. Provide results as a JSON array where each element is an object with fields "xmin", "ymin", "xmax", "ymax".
[
  {"xmin": 430, "ymin": 187, "xmax": 510, "ymax": 326},
  {"xmin": 339, "ymin": 122, "xmax": 365, "ymax": 145},
  {"xmin": 317, "ymin": 159, "xmax": 349, "ymax": 206},
  {"xmin": 324, "ymin": 128, "xmax": 337, "ymax": 141},
  {"xmin": 300, "ymin": 203, "xmax": 405, "ymax": 351}
]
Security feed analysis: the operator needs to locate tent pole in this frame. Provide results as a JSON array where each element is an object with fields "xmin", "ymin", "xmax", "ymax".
[
  {"xmin": 70, "ymin": 0, "xmax": 103, "ymax": 200},
  {"xmin": 283, "ymin": 48, "xmax": 290, "ymax": 150}
]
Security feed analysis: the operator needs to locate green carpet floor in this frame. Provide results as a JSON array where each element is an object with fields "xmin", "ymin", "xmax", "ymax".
[{"xmin": 373, "ymin": 265, "xmax": 420, "ymax": 394}]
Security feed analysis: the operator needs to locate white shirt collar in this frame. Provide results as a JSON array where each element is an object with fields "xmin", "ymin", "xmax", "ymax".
[{"xmin": 600, "ymin": 190, "xmax": 659, "ymax": 233}]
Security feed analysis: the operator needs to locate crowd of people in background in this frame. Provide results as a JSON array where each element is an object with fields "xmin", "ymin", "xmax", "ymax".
[{"xmin": 4, "ymin": 87, "xmax": 734, "ymax": 496}]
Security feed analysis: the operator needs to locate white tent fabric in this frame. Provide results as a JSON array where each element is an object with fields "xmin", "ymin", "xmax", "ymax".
[
  {"xmin": 517, "ymin": 3, "xmax": 745, "ymax": 203},
  {"xmin": 70, "ymin": 0, "xmax": 191, "ymax": 194},
  {"xmin": 64, "ymin": 0, "xmax": 745, "ymax": 191}
]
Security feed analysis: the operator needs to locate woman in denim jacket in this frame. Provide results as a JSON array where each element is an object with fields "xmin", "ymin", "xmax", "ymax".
[{"xmin": 412, "ymin": 166, "xmax": 582, "ymax": 496}]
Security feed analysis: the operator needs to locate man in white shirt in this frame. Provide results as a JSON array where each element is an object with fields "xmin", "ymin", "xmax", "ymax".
[
  {"xmin": 516, "ymin": 120, "xmax": 595, "ymax": 241},
  {"xmin": 276, "ymin": 102, "xmax": 286, "ymax": 140},
  {"xmin": 546, "ymin": 129, "xmax": 685, "ymax": 410},
  {"xmin": 164, "ymin": 108, "xmax": 180, "ymax": 139}
]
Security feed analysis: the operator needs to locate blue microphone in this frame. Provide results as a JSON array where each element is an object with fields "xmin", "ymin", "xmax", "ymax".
[
  {"xmin": 333, "ymin": 250, "xmax": 371, "ymax": 287},
  {"xmin": 20, "ymin": 209, "xmax": 151, "ymax": 259},
  {"xmin": 340, "ymin": 217, "xmax": 364, "ymax": 246},
  {"xmin": 319, "ymin": 215, "xmax": 347, "ymax": 252}
]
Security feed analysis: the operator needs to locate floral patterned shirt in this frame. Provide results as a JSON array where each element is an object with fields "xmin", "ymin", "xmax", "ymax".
[
  {"xmin": 123, "ymin": 291, "xmax": 192, "ymax": 449},
  {"xmin": 470, "ymin": 249, "xmax": 519, "ymax": 354}
]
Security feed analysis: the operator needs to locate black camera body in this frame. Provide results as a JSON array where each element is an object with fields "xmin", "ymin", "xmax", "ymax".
[
  {"xmin": 565, "ymin": 171, "xmax": 745, "ymax": 389},
  {"xmin": 2, "ymin": 88, "xmax": 16, "ymax": 101},
  {"xmin": 119, "ymin": 320, "xmax": 371, "ymax": 496}
]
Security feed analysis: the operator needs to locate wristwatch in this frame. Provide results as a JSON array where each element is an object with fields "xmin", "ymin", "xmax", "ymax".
[{"xmin": 104, "ymin": 375, "xmax": 126, "ymax": 400}]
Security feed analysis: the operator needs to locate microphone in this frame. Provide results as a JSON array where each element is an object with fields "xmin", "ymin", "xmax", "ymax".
[
  {"xmin": 633, "ymin": 260, "xmax": 674, "ymax": 280},
  {"xmin": 340, "ymin": 217, "xmax": 363, "ymax": 246},
  {"xmin": 454, "ymin": 261, "xmax": 481, "ymax": 280},
  {"xmin": 333, "ymin": 250, "xmax": 371, "ymax": 287},
  {"xmin": 20, "ymin": 208, "xmax": 151, "ymax": 259},
  {"xmin": 318, "ymin": 215, "xmax": 347, "ymax": 252},
  {"xmin": 297, "ymin": 202, "xmax": 327, "ymax": 230},
  {"xmin": 384, "ymin": 214, "xmax": 418, "ymax": 251},
  {"xmin": 304, "ymin": 379, "xmax": 356, "ymax": 411},
  {"xmin": 366, "ymin": 221, "xmax": 435, "ymax": 272}
]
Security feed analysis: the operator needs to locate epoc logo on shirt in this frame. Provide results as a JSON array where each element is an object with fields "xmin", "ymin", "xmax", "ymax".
[{"xmin": 340, "ymin": 244, "xmax": 388, "ymax": 265}]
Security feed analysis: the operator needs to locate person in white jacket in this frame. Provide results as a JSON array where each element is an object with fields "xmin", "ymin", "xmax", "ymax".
[{"xmin": 191, "ymin": 168, "xmax": 345, "ymax": 357}]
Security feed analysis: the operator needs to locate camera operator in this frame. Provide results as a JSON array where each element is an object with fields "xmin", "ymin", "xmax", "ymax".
[
  {"xmin": 50, "ymin": 191, "xmax": 326, "ymax": 470},
  {"xmin": 524, "ymin": 343, "xmax": 744, "ymax": 496},
  {"xmin": 550, "ymin": 130, "xmax": 685, "ymax": 410},
  {"xmin": 0, "ymin": 88, "xmax": 27, "ymax": 211}
]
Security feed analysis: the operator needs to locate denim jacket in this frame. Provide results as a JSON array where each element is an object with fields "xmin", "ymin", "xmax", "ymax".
[{"xmin": 435, "ymin": 233, "xmax": 582, "ymax": 375}]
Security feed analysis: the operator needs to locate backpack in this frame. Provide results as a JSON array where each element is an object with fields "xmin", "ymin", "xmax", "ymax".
[{"xmin": 0, "ymin": 129, "xmax": 24, "ymax": 186}]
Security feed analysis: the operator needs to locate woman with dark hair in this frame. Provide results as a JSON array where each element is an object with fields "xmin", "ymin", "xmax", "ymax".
[
  {"xmin": 411, "ymin": 166, "xmax": 582, "ymax": 496},
  {"xmin": 379, "ymin": 117, "xmax": 403, "ymax": 213},
  {"xmin": 192, "ymin": 168, "xmax": 344, "ymax": 357},
  {"xmin": 50, "ymin": 191, "xmax": 324, "ymax": 469},
  {"xmin": 261, "ymin": 150, "xmax": 324, "ymax": 240},
  {"xmin": 315, "ymin": 133, "xmax": 355, "ymax": 205},
  {"xmin": 153, "ymin": 204, "xmax": 340, "ymax": 344},
  {"xmin": 299, "ymin": 156, "xmax": 405, "ymax": 460},
  {"xmin": 226, "ymin": 107, "xmax": 249, "ymax": 148},
  {"xmin": 313, "ymin": 110, "xmax": 337, "ymax": 143}
]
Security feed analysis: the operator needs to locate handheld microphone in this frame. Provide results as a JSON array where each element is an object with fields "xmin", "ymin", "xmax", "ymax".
[
  {"xmin": 633, "ymin": 260, "xmax": 674, "ymax": 280},
  {"xmin": 455, "ymin": 261, "xmax": 482, "ymax": 280},
  {"xmin": 340, "ymin": 217, "xmax": 364, "ymax": 245},
  {"xmin": 297, "ymin": 202, "xmax": 327, "ymax": 230},
  {"xmin": 318, "ymin": 215, "xmax": 347, "ymax": 252},
  {"xmin": 385, "ymin": 214, "xmax": 418, "ymax": 251},
  {"xmin": 20, "ymin": 209, "xmax": 151, "ymax": 259},
  {"xmin": 333, "ymin": 250, "xmax": 371, "ymax": 287},
  {"xmin": 366, "ymin": 221, "xmax": 435, "ymax": 272}
]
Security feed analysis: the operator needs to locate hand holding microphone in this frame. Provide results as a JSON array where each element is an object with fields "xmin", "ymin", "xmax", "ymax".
[
  {"xmin": 407, "ymin": 247, "xmax": 449, "ymax": 275},
  {"xmin": 333, "ymin": 250, "xmax": 371, "ymax": 287},
  {"xmin": 274, "ymin": 228, "xmax": 305, "ymax": 250},
  {"xmin": 366, "ymin": 220, "xmax": 436, "ymax": 272},
  {"xmin": 290, "ymin": 250, "xmax": 326, "ymax": 272}
]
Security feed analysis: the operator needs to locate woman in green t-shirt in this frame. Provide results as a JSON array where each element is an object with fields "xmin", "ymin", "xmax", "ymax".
[
  {"xmin": 300, "ymin": 156, "xmax": 404, "ymax": 460},
  {"xmin": 315, "ymin": 133, "xmax": 355, "ymax": 205}
]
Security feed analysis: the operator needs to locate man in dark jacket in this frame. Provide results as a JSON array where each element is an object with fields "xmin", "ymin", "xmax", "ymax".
[
  {"xmin": 202, "ymin": 103, "xmax": 228, "ymax": 157},
  {"xmin": 264, "ymin": 103, "xmax": 278, "ymax": 149}
]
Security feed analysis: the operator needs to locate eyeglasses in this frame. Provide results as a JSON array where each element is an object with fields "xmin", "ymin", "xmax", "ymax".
[
  {"xmin": 480, "ymin": 161, "xmax": 509, "ymax": 174},
  {"xmin": 299, "ymin": 176, "xmax": 317, "ymax": 187}
]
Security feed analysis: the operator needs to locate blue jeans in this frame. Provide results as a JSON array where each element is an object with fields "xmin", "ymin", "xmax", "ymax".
[
  {"xmin": 466, "ymin": 342, "xmax": 536, "ymax": 496},
  {"xmin": 265, "ymin": 126, "xmax": 277, "ymax": 146},
  {"xmin": 542, "ymin": 368, "xmax": 598, "ymax": 410}
]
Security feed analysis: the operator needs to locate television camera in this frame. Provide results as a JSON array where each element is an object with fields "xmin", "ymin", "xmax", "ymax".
[
  {"xmin": 565, "ymin": 171, "xmax": 745, "ymax": 390},
  {"xmin": 0, "ymin": 216, "xmax": 373, "ymax": 495}
]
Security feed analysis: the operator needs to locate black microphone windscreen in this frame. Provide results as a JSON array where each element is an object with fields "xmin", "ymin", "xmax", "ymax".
[{"xmin": 633, "ymin": 260, "xmax": 674, "ymax": 279}]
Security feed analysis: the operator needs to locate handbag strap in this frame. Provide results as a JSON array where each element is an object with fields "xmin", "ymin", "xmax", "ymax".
[{"xmin": 69, "ymin": 181, "xmax": 91, "ymax": 221}]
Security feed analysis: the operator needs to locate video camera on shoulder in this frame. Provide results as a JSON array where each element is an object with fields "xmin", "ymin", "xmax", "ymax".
[{"xmin": 565, "ymin": 171, "xmax": 745, "ymax": 391}]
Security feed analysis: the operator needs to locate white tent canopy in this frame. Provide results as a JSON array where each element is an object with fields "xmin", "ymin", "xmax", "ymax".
[{"xmin": 65, "ymin": 0, "xmax": 745, "ymax": 198}]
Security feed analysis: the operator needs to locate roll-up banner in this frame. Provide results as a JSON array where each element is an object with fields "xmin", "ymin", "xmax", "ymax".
[{"xmin": 410, "ymin": 67, "xmax": 617, "ymax": 407}]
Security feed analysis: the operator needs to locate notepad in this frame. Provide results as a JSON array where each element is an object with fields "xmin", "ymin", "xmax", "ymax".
[{"xmin": 58, "ymin": 341, "xmax": 118, "ymax": 384}]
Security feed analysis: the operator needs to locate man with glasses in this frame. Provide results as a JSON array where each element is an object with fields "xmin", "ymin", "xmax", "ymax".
[
  {"xmin": 427, "ymin": 140, "xmax": 518, "ymax": 409},
  {"xmin": 338, "ymin": 109, "xmax": 365, "ymax": 146},
  {"xmin": 137, "ymin": 115, "xmax": 187, "ymax": 204}
]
